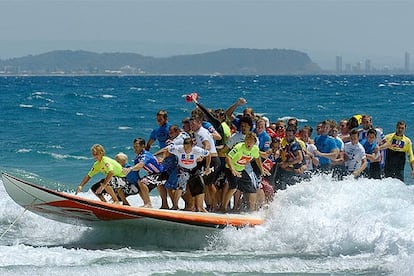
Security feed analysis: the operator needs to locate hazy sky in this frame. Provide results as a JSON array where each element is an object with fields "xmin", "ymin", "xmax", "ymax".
[{"xmin": 1, "ymin": 0, "xmax": 413, "ymax": 69}]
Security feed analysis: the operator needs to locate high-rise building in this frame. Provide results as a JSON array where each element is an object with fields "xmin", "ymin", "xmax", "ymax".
[
  {"xmin": 336, "ymin": 56, "xmax": 343, "ymax": 74},
  {"xmin": 405, "ymin": 52, "xmax": 410, "ymax": 73},
  {"xmin": 365, "ymin": 59, "xmax": 371, "ymax": 73}
]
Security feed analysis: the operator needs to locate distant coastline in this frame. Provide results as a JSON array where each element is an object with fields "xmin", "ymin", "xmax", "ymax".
[{"xmin": 0, "ymin": 48, "xmax": 322, "ymax": 76}]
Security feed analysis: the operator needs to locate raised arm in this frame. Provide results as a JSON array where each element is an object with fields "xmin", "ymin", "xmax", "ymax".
[{"xmin": 225, "ymin": 98, "xmax": 246, "ymax": 119}]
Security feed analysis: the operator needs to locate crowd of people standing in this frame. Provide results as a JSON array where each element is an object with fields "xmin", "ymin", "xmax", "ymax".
[{"xmin": 75, "ymin": 95, "xmax": 414, "ymax": 213}]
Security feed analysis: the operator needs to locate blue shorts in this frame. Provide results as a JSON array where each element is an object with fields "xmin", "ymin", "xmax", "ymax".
[{"xmin": 162, "ymin": 155, "xmax": 178, "ymax": 190}]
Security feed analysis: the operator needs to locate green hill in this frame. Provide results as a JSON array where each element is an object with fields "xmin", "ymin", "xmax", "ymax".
[{"xmin": 0, "ymin": 48, "xmax": 321, "ymax": 75}]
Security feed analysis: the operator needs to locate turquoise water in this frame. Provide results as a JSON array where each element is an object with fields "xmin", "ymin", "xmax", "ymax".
[{"xmin": 1, "ymin": 75, "xmax": 414, "ymax": 275}]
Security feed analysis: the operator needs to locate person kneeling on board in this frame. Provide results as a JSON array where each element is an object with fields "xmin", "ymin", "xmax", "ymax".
[{"xmin": 76, "ymin": 144, "xmax": 129, "ymax": 205}]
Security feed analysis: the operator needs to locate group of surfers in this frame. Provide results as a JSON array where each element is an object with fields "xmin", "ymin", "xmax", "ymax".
[{"xmin": 75, "ymin": 95, "xmax": 414, "ymax": 213}]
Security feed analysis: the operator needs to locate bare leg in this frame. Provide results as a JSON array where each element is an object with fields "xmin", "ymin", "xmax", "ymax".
[
  {"xmin": 219, "ymin": 182, "xmax": 229, "ymax": 210},
  {"xmin": 195, "ymin": 193, "xmax": 207, "ymax": 212},
  {"xmin": 219, "ymin": 188, "xmax": 236, "ymax": 213},
  {"xmin": 138, "ymin": 181, "xmax": 152, "ymax": 208},
  {"xmin": 116, "ymin": 188, "xmax": 130, "ymax": 206},
  {"xmin": 233, "ymin": 190, "xmax": 241, "ymax": 211},
  {"xmin": 95, "ymin": 194, "xmax": 107, "ymax": 202},
  {"xmin": 207, "ymin": 185, "xmax": 217, "ymax": 211},
  {"xmin": 247, "ymin": 192, "xmax": 257, "ymax": 212},
  {"xmin": 104, "ymin": 185, "xmax": 120, "ymax": 204},
  {"xmin": 255, "ymin": 188, "xmax": 265, "ymax": 210},
  {"xmin": 157, "ymin": 185, "xmax": 169, "ymax": 209},
  {"xmin": 169, "ymin": 189, "xmax": 182, "ymax": 210},
  {"xmin": 182, "ymin": 191, "xmax": 194, "ymax": 211}
]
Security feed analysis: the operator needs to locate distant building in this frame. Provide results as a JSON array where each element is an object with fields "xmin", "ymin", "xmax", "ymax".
[
  {"xmin": 365, "ymin": 59, "xmax": 371, "ymax": 73},
  {"xmin": 352, "ymin": 62, "xmax": 362, "ymax": 73},
  {"xmin": 336, "ymin": 56, "xmax": 343, "ymax": 73},
  {"xmin": 345, "ymin": 63, "xmax": 352, "ymax": 73},
  {"xmin": 405, "ymin": 52, "xmax": 410, "ymax": 73}
]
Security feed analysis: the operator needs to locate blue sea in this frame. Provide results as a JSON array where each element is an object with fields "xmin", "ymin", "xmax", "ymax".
[{"xmin": 1, "ymin": 75, "xmax": 414, "ymax": 275}]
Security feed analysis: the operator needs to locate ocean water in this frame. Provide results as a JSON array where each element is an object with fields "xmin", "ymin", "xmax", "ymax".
[{"xmin": 1, "ymin": 75, "xmax": 414, "ymax": 275}]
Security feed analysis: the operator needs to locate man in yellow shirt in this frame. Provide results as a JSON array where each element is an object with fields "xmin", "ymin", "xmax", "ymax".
[
  {"xmin": 220, "ymin": 132, "xmax": 267, "ymax": 212},
  {"xmin": 380, "ymin": 121, "xmax": 414, "ymax": 182}
]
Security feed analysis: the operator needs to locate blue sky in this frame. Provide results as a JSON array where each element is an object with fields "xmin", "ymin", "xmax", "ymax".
[{"xmin": 1, "ymin": 0, "xmax": 413, "ymax": 69}]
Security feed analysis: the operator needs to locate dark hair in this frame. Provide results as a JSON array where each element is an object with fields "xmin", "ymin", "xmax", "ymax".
[
  {"xmin": 300, "ymin": 125, "xmax": 313, "ymax": 135},
  {"xmin": 157, "ymin": 110, "xmax": 168, "ymax": 119},
  {"xmin": 215, "ymin": 108, "xmax": 225, "ymax": 116},
  {"xmin": 169, "ymin": 124, "xmax": 180, "ymax": 133},
  {"xmin": 367, "ymin": 128, "xmax": 377, "ymax": 137},
  {"xmin": 288, "ymin": 117, "xmax": 298, "ymax": 127},
  {"xmin": 182, "ymin": 117, "xmax": 191, "ymax": 124},
  {"xmin": 239, "ymin": 115, "xmax": 253, "ymax": 128},
  {"xmin": 348, "ymin": 116, "xmax": 360, "ymax": 129},
  {"xmin": 190, "ymin": 114, "xmax": 203, "ymax": 123},
  {"xmin": 286, "ymin": 125, "xmax": 297, "ymax": 133},
  {"xmin": 183, "ymin": 138, "xmax": 193, "ymax": 145},
  {"xmin": 133, "ymin": 138, "xmax": 146, "ymax": 145},
  {"xmin": 396, "ymin": 120, "xmax": 406, "ymax": 128},
  {"xmin": 349, "ymin": 129, "xmax": 359, "ymax": 136}
]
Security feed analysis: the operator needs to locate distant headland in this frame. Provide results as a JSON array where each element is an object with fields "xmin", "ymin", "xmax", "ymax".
[{"xmin": 0, "ymin": 48, "xmax": 322, "ymax": 76}]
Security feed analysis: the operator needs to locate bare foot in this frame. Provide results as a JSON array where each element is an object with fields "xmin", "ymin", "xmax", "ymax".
[
  {"xmin": 141, "ymin": 203, "xmax": 152, "ymax": 208},
  {"xmin": 218, "ymin": 208, "xmax": 227, "ymax": 213}
]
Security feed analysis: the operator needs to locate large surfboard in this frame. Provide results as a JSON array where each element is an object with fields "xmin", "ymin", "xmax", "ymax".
[{"xmin": 1, "ymin": 172, "xmax": 264, "ymax": 230}]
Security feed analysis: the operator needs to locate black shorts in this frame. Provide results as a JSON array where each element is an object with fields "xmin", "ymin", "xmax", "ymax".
[
  {"xmin": 188, "ymin": 174, "xmax": 205, "ymax": 196},
  {"xmin": 225, "ymin": 168, "xmax": 257, "ymax": 193},
  {"xmin": 91, "ymin": 179, "xmax": 105, "ymax": 194},
  {"xmin": 368, "ymin": 162, "xmax": 381, "ymax": 179},
  {"xmin": 202, "ymin": 156, "xmax": 221, "ymax": 186}
]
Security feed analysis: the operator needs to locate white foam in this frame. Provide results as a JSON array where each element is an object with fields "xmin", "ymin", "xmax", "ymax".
[{"xmin": 1, "ymin": 175, "xmax": 414, "ymax": 274}]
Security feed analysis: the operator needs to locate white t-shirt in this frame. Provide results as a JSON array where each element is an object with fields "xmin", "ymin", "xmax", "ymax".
[
  {"xmin": 195, "ymin": 126, "xmax": 217, "ymax": 154},
  {"xmin": 344, "ymin": 142, "xmax": 366, "ymax": 172},
  {"xmin": 168, "ymin": 144, "xmax": 209, "ymax": 170}
]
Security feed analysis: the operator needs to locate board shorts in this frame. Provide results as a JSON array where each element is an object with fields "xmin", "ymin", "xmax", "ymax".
[
  {"xmin": 188, "ymin": 174, "xmax": 205, "ymax": 196},
  {"xmin": 225, "ymin": 168, "xmax": 257, "ymax": 193},
  {"xmin": 201, "ymin": 156, "xmax": 221, "ymax": 186},
  {"xmin": 140, "ymin": 173, "xmax": 165, "ymax": 192},
  {"xmin": 367, "ymin": 161, "xmax": 381, "ymax": 179},
  {"xmin": 122, "ymin": 182, "xmax": 140, "ymax": 196},
  {"xmin": 161, "ymin": 155, "xmax": 178, "ymax": 190},
  {"xmin": 91, "ymin": 176, "xmax": 127, "ymax": 195},
  {"xmin": 177, "ymin": 166, "xmax": 201, "ymax": 192}
]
